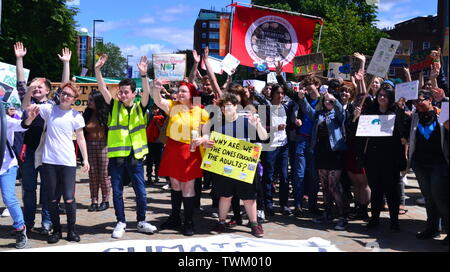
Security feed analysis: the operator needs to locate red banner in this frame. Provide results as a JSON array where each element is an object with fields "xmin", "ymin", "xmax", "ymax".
[{"xmin": 230, "ymin": 5, "xmax": 320, "ymax": 73}]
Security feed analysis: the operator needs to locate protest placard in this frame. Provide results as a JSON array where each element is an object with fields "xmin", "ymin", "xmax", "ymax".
[
  {"xmin": 293, "ymin": 53, "xmax": 325, "ymax": 76},
  {"xmin": 395, "ymin": 80, "xmax": 419, "ymax": 101},
  {"xmin": 243, "ymin": 79, "xmax": 266, "ymax": 93},
  {"xmin": 328, "ymin": 62, "xmax": 350, "ymax": 80},
  {"xmin": 367, "ymin": 38, "xmax": 400, "ymax": 77},
  {"xmin": 356, "ymin": 115, "xmax": 396, "ymax": 137},
  {"xmin": 0, "ymin": 61, "xmax": 30, "ymax": 89},
  {"xmin": 152, "ymin": 54, "xmax": 186, "ymax": 81},
  {"xmin": 438, "ymin": 102, "xmax": 449, "ymax": 124},
  {"xmin": 201, "ymin": 131, "xmax": 262, "ymax": 184},
  {"xmin": 221, "ymin": 53, "xmax": 240, "ymax": 75},
  {"xmin": 267, "ymin": 72, "xmax": 278, "ymax": 84},
  {"xmin": 201, "ymin": 56, "xmax": 223, "ymax": 75}
]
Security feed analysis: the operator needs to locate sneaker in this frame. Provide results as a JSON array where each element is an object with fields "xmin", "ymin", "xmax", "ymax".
[
  {"xmin": 39, "ymin": 223, "xmax": 52, "ymax": 236},
  {"xmin": 162, "ymin": 184, "xmax": 170, "ymax": 190},
  {"xmin": 313, "ymin": 213, "xmax": 333, "ymax": 224},
  {"xmin": 112, "ymin": 222, "xmax": 126, "ymax": 239},
  {"xmin": 416, "ymin": 229, "xmax": 440, "ymax": 239},
  {"xmin": 281, "ymin": 206, "xmax": 291, "ymax": 216},
  {"xmin": 257, "ymin": 210, "xmax": 265, "ymax": 222},
  {"xmin": 160, "ymin": 216, "xmax": 182, "ymax": 230},
  {"xmin": 211, "ymin": 212, "xmax": 219, "ymax": 218},
  {"xmin": 15, "ymin": 227, "xmax": 28, "ymax": 249},
  {"xmin": 47, "ymin": 231, "xmax": 63, "ymax": 244},
  {"xmin": 212, "ymin": 222, "xmax": 227, "ymax": 234},
  {"xmin": 293, "ymin": 207, "xmax": 304, "ymax": 218},
  {"xmin": 1, "ymin": 208, "xmax": 10, "ymax": 217},
  {"xmin": 334, "ymin": 217, "xmax": 348, "ymax": 231},
  {"xmin": 88, "ymin": 203, "xmax": 98, "ymax": 212},
  {"xmin": 67, "ymin": 231, "xmax": 81, "ymax": 242},
  {"xmin": 226, "ymin": 217, "xmax": 243, "ymax": 228},
  {"xmin": 251, "ymin": 224, "xmax": 264, "ymax": 238},
  {"xmin": 183, "ymin": 221, "xmax": 195, "ymax": 236},
  {"xmin": 58, "ymin": 204, "xmax": 66, "ymax": 215},
  {"xmin": 137, "ymin": 221, "xmax": 157, "ymax": 234}
]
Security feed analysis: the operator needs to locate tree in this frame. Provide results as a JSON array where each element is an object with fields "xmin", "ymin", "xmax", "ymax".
[
  {"xmin": 95, "ymin": 42, "xmax": 127, "ymax": 78},
  {"xmin": 0, "ymin": 0, "xmax": 80, "ymax": 81},
  {"xmin": 251, "ymin": 0, "xmax": 388, "ymax": 65}
]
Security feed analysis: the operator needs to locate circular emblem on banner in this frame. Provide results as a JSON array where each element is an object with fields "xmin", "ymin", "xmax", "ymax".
[{"xmin": 245, "ymin": 16, "xmax": 298, "ymax": 67}]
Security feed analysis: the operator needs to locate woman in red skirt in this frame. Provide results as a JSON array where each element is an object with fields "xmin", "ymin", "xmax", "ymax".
[{"xmin": 152, "ymin": 80, "xmax": 209, "ymax": 236}]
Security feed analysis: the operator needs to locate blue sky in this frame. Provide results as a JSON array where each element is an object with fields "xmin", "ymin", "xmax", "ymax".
[{"xmin": 70, "ymin": 0, "xmax": 438, "ymax": 70}]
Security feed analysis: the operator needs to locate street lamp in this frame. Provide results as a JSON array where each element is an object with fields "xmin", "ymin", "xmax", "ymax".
[
  {"xmin": 92, "ymin": 19, "xmax": 104, "ymax": 75},
  {"xmin": 127, "ymin": 55, "xmax": 133, "ymax": 78}
]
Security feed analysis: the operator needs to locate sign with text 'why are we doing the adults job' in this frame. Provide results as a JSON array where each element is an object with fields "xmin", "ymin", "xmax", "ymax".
[
  {"xmin": 153, "ymin": 54, "xmax": 186, "ymax": 82},
  {"xmin": 201, "ymin": 132, "xmax": 262, "ymax": 184}
]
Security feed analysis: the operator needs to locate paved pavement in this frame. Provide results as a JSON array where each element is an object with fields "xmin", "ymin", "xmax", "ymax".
[{"xmin": 0, "ymin": 167, "xmax": 448, "ymax": 252}]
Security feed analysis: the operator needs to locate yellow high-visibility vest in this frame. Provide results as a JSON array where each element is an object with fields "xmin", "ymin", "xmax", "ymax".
[{"xmin": 107, "ymin": 99, "xmax": 148, "ymax": 159}]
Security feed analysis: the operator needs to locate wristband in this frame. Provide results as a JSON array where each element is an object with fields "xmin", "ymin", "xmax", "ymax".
[{"xmin": 141, "ymin": 74, "xmax": 147, "ymax": 78}]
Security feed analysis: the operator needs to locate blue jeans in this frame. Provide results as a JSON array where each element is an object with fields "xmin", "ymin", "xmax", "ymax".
[
  {"xmin": 109, "ymin": 157, "xmax": 147, "ymax": 223},
  {"xmin": 291, "ymin": 136, "xmax": 319, "ymax": 209},
  {"xmin": 0, "ymin": 166, "xmax": 25, "ymax": 230},
  {"xmin": 263, "ymin": 145, "xmax": 289, "ymax": 208},
  {"xmin": 20, "ymin": 148, "xmax": 51, "ymax": 228},
  {"xmin": 412, "ymin": 161, "xmax": 449, "ymax": 233}
]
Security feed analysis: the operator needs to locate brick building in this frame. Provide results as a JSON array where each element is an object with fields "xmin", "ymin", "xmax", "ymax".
[{"xmin": 193, "ymin": 9, "xmax": 231, "ymax": 57}]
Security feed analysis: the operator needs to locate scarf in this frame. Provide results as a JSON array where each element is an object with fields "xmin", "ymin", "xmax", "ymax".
[{"xmin": 417, "ymin": 110, "xmax": 437, "ymax": 140}]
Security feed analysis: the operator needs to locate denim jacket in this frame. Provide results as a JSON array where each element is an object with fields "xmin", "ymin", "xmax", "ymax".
[{"xmin": 298, "ymin": 97, "xmax": 347, "ymax": 152}]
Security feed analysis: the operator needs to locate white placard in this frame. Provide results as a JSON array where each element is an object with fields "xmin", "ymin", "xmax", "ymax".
[
  {"xmin": 438, "ymin": 102, "xmax": 449, "ymax": 124},
  {"xmin": 356, "ymin": 115, "xmax": 396, "ymax": 137},
  {"xmin": 152, "ymin": 54, "xmax": 186, "ymax": 81},
  {"xmin": 243, "ymin": 79, "xmax": 266, "ymax": 93},
  {"xmin": 0, "ymin": 61, "xmax": 30, "ymax": 88},
  {"xmin": 267, "ymin": 72, "xmax": 278, "ymax": 84},
  {"xmin": 201, "ymin": 56, "xmax": 223, "ymax": 75},
  {"xmin": 395, "ymin": 80, "xmax": 419, "ymax": 101},
  {"xmin": 367, "ymin": 38, "xmax": 400, "ymax": 77},
  {"xmin": 328, "ymin": 62, "xmax": 350, "ymax": 80},
  {"xmin": 221, "ymin": 53, "xmax": 240, "ymax": 75}
]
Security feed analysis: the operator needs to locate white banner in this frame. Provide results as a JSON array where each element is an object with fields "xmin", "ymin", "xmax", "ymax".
[
  {"xmin": 8, "ymin": 234, "xmax": 341, "ymax": 252},
  {"xmin": 367, "ymin": 38, "xmax": 400, "ymax": 77},
  {"xmin": 356, "ymin": 115, "xmax": 396, "ymax": 137}
]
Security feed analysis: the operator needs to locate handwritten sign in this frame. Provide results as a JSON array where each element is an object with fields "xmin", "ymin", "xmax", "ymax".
[
  {"xmin": 438, "ymin": 102, "xmax": 449, "ymax": 124},
  {"xmin": 367, "ymin": 38, "xmax": 400, "ymax": 77},
  {"xmin": 356, "ymin": 115, "xmax": 396, "ymax": 137},
  {"xmin": 243, "ymin": 80, "xmax": 266, "ymax": 93},
  {"xmin": 266, "ymin": 72, "xmax": 278, "ymax": 84},
  {"xmin": 221, "ymin": 53, "xmax": 240, "ymax": 75},
  {"xmin": 395, "ymin": 80, "xmax": 419, "ymax": 101},
  {"xmin": 201, "ymin": 131, "xmax": 262, "ymax": 184},
  {"xmin": 0, "ymin": 61, "xmax": 30, "ymax": 89},
  {"xmin": 153, "ymin": 54, "xmax": 186, "ymax": 81},
  {"xmin": 293, "ymin": 53, "xmax": 325, "ymax": 76},
  {"xmin": 201, "ymin": 56, "xmax": 223, "ymax": 75},
  {"xmin": 328, "ymin": 62, "xmax": 350, "ymax": 80}
]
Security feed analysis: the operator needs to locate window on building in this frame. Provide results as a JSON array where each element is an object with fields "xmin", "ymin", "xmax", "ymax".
[
  {"xmin": 209, "ymin": 42, "xmax": 219, "ymax": 50},
  {"xmin": 202, "ymin": 43, "xmax": 207, "ymax": 49},
  {"xmin": 423, "ymin": 42, "xmax": 431, "ymax": 50},
  {"xmin": 209, "ymin": 32, "xmax": 219, "ymax": 39},
  {"xmin": 209, "ymin": 21, "xmax": 220, "ymax": 29},
  {"xmin": 202, "ymin": 22, "xmax": 207, "ymax": 28},
  {"xmin": 202, "ymin": 33, "xmax": 207, "ymax": 39}
]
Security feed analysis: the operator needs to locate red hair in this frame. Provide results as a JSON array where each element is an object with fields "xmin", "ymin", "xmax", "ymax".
[{"xmin": 178, "ymin": 81, "xmax": 199, "ymax": 99}]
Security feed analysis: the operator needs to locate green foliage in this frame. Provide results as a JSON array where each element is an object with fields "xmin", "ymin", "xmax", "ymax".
[
  {"xmin": 95, "ymin": 42, "xmax": 127, "ymax": 78},
  {"xmin": 251, "ymin": 0, "xmax": 388, "ymax": 64},
  {"xmin": 0, "ymin": 0, "xmax": 80, "ymax": 81}
]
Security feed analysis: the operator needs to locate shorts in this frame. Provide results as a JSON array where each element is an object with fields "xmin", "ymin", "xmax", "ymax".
[{"xmin": 211, "ymin": 172, "xmax": 257, "ymax": 200}]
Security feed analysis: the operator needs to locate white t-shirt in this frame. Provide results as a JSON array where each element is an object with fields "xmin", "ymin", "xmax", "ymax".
[
  {"xmin": 38, "ymin": 104, "xmax": 85, "ymax": 167},
  {"xmin": 0, "ymin": 117, "xmax": 27, "ymax": 175},
  {"xmin": 270, "ymin": 105, "xmax": 288, "ymax": 148}
]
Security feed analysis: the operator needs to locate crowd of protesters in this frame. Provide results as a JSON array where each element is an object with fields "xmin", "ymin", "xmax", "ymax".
[{"xmin": 0, "ymin": 43, "xmax": 448, "ymax": 249}]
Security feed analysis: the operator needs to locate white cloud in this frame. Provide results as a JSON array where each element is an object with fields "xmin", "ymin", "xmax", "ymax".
[
  {"xmin": 164, "ymin": 4, "xmax": 190, "ymax": 14},
  {"xmin": 133, "ymin": 27, "xmax": 194, "ymax": 50},
  {"xmin": 139, "ymin": 17, "xmax": 156, "ymax": 24}
]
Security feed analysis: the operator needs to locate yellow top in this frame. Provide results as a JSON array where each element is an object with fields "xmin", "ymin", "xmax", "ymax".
[{"xmin": 166, "ymin": 100, "xmax": 209, "ymax": 144}]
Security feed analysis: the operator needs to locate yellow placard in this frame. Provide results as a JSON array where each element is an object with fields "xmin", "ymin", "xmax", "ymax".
[{"xmin": 201, "ymin": 131, "xmax": 262, "ymax": 184}]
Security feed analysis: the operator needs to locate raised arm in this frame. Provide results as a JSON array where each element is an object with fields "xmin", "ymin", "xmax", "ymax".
[
  {"xmin": 151, "ymin": 80, "xmax": 170, "ymax": 115},
  {"xmin": 297, "ymin": 89, "xmax": 316, "ymax": 121},
  {"xmin": 137, "ymin": 56, "xmax": 150, "ymax": 108},
  {"xmin": 203, "ymin": 47, "xmax": 222, "ymax": 98},
  {"xmin": 58, "ymin": 47, "xmax": 72, "ymax": 83},
  {"xmin": 402, "ymin": 67, "xmax": 412, "ymax": 82},
  {"xmin": 94, "ymin": 54, "xmax": 112, "ymax": 104},
  {"xmin": 189, "ymin": 50, "xmax": 201, "ymax": 84},
  {"xmin": 14, "ymin": 42, "xmax": 28, "ymax": 100}
]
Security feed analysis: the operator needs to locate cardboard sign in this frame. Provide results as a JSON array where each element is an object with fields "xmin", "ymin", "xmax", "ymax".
[
  {"xmin": 367, "ymin": 38, "xmax": 400, "ymax": 77},
  {"xmin": 153, "ymin": 54, "xmax": 186, "ymax": 81},
  {"xmin": 395, "ymin": 80, "xmax": 419, "ymax": 101},
  {"xmin": 356, "ymin": 115, "xmax": 396, "ymax": 137},
  {"xmin": 201, "ymin": 56, "xmax": 223, "ymax": 75},
  {"xmin": 201, "ymin": 131, "xmax": 262, "ymax": 184},
  {"xmin": 243, "ymin": 79, "xmax": 266, "ymax": 93},
  {"xmin": 293, "ymin": 53, "xmax": 325, "ymax": 76},
  {"xmin": 438, "ymin": 102, "xmax": 449, "ymax": 124},
  {"xmin": 221, "ymin": 53, "xmax": 240, "ymax": 75},
  {"xmin": 327, "ymin": 62, "xmax": 350, "ymax": 80},
  {"xmin": 267, "ymin": 72, "xmax": 278, "ymax": 84}
]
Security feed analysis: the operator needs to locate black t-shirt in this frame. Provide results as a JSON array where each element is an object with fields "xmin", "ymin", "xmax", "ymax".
[{"xmin": 413, "ymin": 121, "xmax": 446, "ymax": 165}]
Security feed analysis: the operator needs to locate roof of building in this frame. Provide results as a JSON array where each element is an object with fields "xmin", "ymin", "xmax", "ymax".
[{"xmin": 197, "ymin": 8, "xmax": 230, "ymax": 20}]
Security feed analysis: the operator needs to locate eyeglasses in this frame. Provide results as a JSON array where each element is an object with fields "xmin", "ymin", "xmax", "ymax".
[
  {"xmin": 61, "ymin": 91, "xmax": 76, "ymax": 99},
  {"xmin": 324, "ymin": 100, "xmax": 334, "ymax": 104},
  {"xmin": 413, "ymin": 97, "xmax": 429, "ymax": 103}
]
